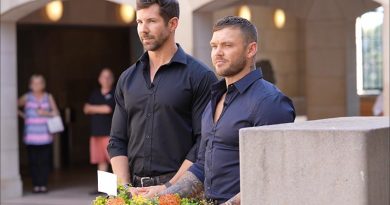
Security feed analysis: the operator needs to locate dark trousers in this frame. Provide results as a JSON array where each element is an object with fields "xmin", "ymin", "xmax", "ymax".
[{"xmin": 27, "ymin": 144, "xmax": 52, "ymax": 187}]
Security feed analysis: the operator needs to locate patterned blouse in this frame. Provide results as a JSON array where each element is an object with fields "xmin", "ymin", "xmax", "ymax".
[{"xmin": 23, "ymin": 92, "xmax": 53, "ymax": 145}]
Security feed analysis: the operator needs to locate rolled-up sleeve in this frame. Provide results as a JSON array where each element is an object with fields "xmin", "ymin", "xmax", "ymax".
[
  {"xmin": 185, "ymin": 70, "xmax": 217, "ymax": 162},
  {"xmin": 108, "ymin": 73, "xmax": 129, "ymax": 158}
]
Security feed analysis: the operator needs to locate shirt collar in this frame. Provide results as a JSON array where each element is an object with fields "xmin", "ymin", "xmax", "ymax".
[
  {"xmin": 137, "ymin": 43, "xmax": 187, "ymax": 67},
  {"xmin": 234, "ymin": 69, "xmax": 263, "ymax": 93},
  {"xmin": 211, "ymin": 79, "xmax": 227, "ymax": 96},
  {"xmin": 211, "ymin": 69, "xmax": 263, "ymax": 95}
]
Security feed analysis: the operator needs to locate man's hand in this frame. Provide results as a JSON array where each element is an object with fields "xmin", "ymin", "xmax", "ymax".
[
  {"xmin": 159, "ymin": 171, "xmax": 203, "ymax": 198},
  {"xmin": 83, "ymin": 104, "xmax": 91, "ymax": 114},
  {"xmin": 139, "ymin": 185, "xmax": 166, "ymax": 198},
  {"xmin": 37, "ymin": 108, "xmax": 51, "ymax": 116},
  {"xmin": 127, "ymin": 187, "xmax": 148, "ymax": 197}
]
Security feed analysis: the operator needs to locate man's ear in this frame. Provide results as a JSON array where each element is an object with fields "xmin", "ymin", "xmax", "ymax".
[
  {"xmin": 168, "ymin": 17, "xmax": 179, "ymax": 31},
  {"xmin": 247, "ymin": 42, "xmax": 257, "ymax": 59}
]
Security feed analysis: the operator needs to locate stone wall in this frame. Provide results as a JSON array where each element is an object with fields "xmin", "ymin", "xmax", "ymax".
[{"xmin": 240, "ymin": 117, "xmax": 389, "ymax": 205}]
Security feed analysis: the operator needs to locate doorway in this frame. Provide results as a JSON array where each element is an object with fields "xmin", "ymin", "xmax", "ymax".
[{"xmin": 17, "ymin": 24, "xmax": 140, "ymax": 180}]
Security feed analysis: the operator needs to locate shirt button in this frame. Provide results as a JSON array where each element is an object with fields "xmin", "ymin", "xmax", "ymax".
[
  {"xmin": 146, "ymin": 135, "xmax": 150, "ymax": 139},
  {"xmin": 147, "ymin": 113, "xmax": 152, "ymax": 117}
]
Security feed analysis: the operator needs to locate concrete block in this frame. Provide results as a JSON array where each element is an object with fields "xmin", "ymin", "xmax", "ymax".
[{"xmin": 240, "ymin": 117, "xmax": 389, "ymax": 205}]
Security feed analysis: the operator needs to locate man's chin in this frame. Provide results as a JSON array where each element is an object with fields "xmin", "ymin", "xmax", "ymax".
[
  {"xmin": 216, "ymin": 69, "xmax": 241, "ymax": 78},
  {"xmin": 216, "ymin": 67, "xmax": 228, "ymax": 76},
  {"xmin": 143, "ymin": 45, "xmax": 160, "ymax": 52}
]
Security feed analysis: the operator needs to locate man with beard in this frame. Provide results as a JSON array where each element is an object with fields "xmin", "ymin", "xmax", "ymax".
[
  {"xmin": 148, "ymin": 16, "xmax": 296, "ymax": 204},
  {"xmin": 108, "ymin": 0, "xmax": 217, "ymax": 195}
]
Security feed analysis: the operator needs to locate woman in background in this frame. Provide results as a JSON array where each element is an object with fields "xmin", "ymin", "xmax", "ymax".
[
  {"xmin": 84, "ymin": 68, "xmax": 115, "ymax": 195},
  {"xmin": 18, "ymin": 74, "xmax": 60, "ymax": 193}
]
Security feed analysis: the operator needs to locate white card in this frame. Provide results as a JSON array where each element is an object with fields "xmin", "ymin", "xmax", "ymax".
[{"xmin": 97, "ymin": 171, "xmax": 118, "ymax": 196}]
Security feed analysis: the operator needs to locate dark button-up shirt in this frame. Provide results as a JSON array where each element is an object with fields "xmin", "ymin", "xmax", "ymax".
[
  {"xmin": 88, "ymin": 89, "xmax": 115, "ymax": 136},
  {"xmin": 189, "ymin": 69, "xmax": 295, "ymax": 203},
  {"xmin": 108, "ymin": 45, "xmax": 217, "ymax": 177}
]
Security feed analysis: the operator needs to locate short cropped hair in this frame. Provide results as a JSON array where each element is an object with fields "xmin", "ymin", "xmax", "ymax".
[
  {"xmin": 136, "ymin": 0, "xmax": 179, "ymax": 24},
  {"xmin": 30, "ymin": 74, "xmax": 46, "ymax": 86},
  {"xmin": 213, "ymin": 16, "xmax": 258, "ymax": 45}
]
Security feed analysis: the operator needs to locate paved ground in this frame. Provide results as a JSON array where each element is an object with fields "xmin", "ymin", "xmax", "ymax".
[
  {"xmin": 2, "ymin": 166, "xmax": 102, "ymax": 205},
  {"xmin": 3, "ymin": 186, "xmax": 97, "ymax": 205}
]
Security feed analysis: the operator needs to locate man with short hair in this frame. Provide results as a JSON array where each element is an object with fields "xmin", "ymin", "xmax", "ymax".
[
  {"xmin": 107, "ymin": 0, "xmax": 217, "ymax": 195},
  {"xmin": 152, "ymin": 16, "xmax": 296, "ymax": 204}
]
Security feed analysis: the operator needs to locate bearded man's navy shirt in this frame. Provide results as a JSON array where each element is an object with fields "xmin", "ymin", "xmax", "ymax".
[{"xmin": 189, "ymin": 69, "xmax": 296, "ymax": 203}]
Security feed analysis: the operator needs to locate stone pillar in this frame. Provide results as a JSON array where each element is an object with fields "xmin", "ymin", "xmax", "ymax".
[
  {"xmin": 0, "ymin": 22, "xmax": 23, "ymax": 200},
  {"xmin": 304, "ymin": 1, "xmax": 347, "ymax": 119},
  {"xmin": 175, "ymin": 0, "xmax": 194, "ymax": 55},
  {"xmin": 240, "ymin": 117, "xmax": 389, "ymax": 205},
  {"xmin": 193, "ymin": 11, "xmax": 213, "ymax": 68}
]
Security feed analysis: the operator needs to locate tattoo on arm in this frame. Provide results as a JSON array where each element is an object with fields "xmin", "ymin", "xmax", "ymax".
[
  {"xmin": 224, "ymin": 193, "xmax": 240, "ymax": 205},
  {"xmin": 159, "ymin": 171, "xmax": 203, "ymax": 198}
]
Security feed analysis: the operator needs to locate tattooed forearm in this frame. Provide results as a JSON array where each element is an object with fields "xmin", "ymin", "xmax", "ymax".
[
  {"xmin": 159, "ymin": 171, "xmax": 204, "ymax": 198},
  {"xmin": 223, "ymin": 193, "xmax": 240, "ymax": 205}
]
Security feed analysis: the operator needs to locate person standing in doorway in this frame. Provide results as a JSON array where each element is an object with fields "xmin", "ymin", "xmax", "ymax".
[
  {"xmin": 18, "ymin": 74, "xmax": 60, "ymax": 193},
  {"xmin": 108, "ymin": 0, "xmax": 217, "ymax": 196},
  {"xmin": 84, "ymin": 68, "xmax": 115, "ymax": 194}
]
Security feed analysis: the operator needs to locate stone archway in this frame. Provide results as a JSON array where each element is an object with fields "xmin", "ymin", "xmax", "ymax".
[{"xmin": 0, "ymin": 0, "xmax": 140, "ymax": 200}]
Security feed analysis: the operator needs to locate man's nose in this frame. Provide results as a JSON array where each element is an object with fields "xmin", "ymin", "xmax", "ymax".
[
  {"xmin": 214, "ymin": 46, "xmax": 224, "ymax": 56},
  {"xmin": 138, "ymin": 23, "xmax": 149, "ymax": 34}
]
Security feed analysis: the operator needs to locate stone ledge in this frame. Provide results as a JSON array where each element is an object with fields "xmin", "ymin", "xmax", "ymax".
[{"xmin": 240, "ymin": 117, "xmax": 389, "ymax": 132}]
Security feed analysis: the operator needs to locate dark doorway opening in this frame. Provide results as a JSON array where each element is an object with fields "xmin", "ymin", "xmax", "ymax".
[{"xmin": 17, "ymin": 24, "xmax": 140, "ymax": 183}]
